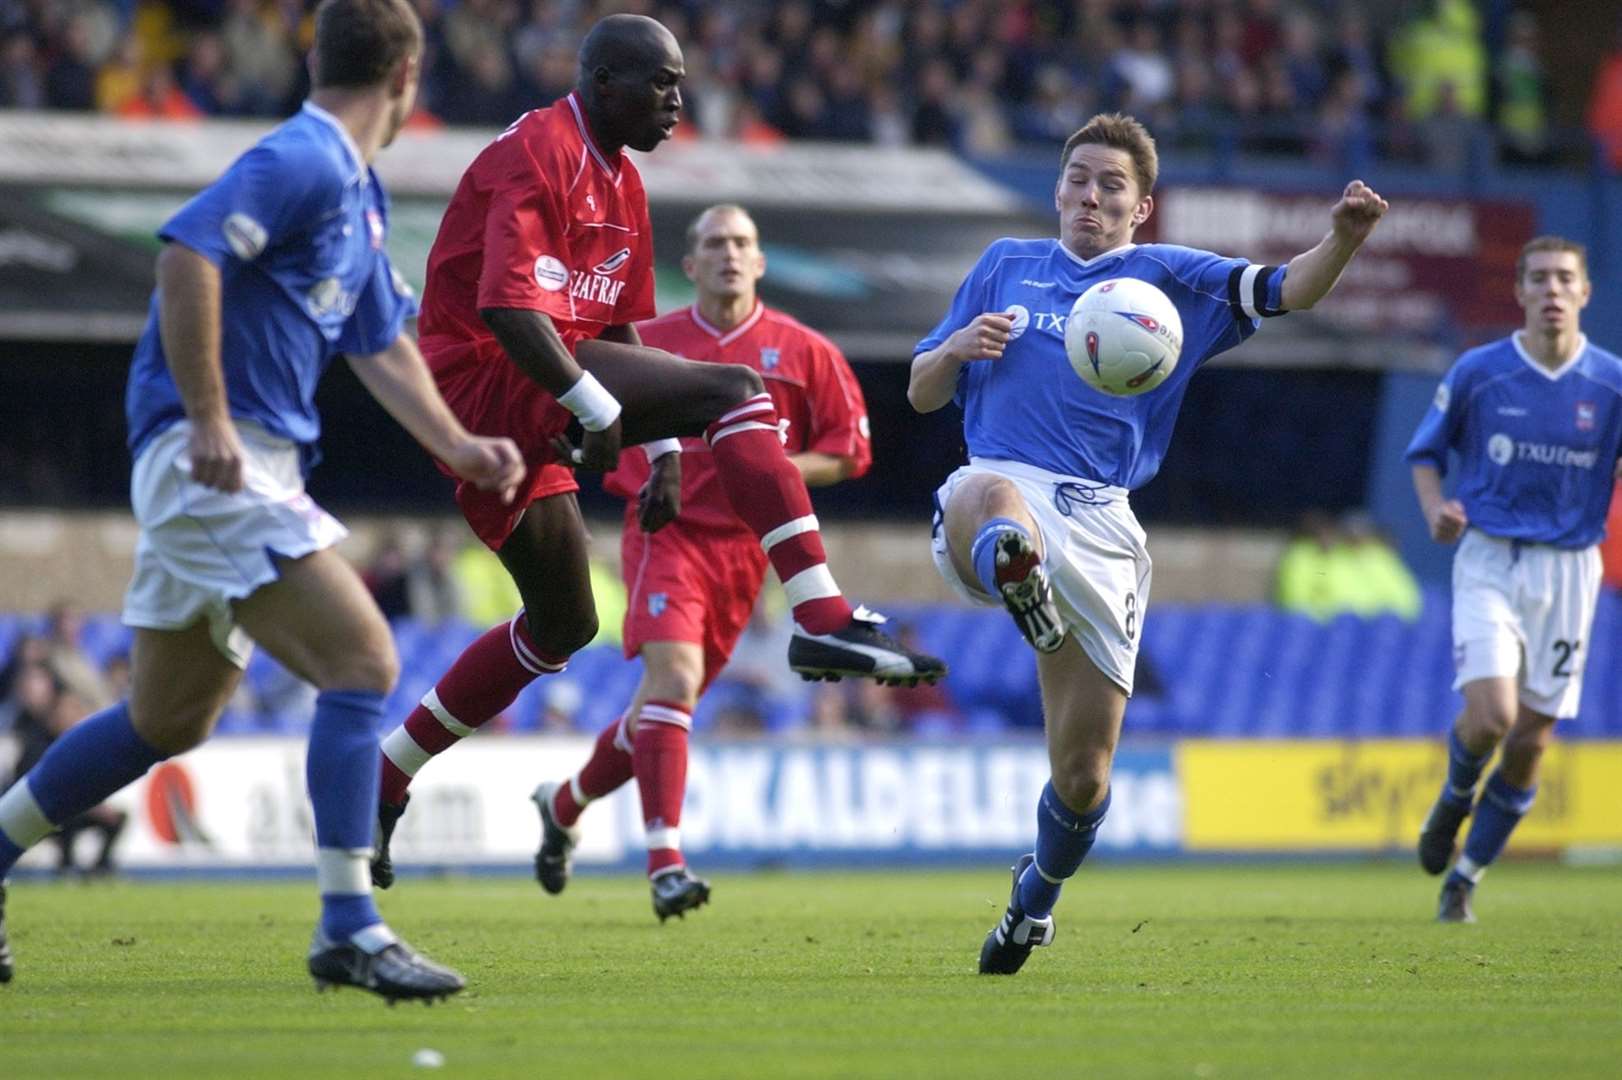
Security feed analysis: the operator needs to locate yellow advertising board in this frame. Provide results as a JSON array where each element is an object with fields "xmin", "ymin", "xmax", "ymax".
[{"xmin": 1179, "ymin": 740, "xmax": 1622, "ymax": 851}]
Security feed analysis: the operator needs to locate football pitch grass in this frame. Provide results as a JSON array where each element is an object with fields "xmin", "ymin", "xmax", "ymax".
[{"xmin": 2, "ymin": 862, "xmax": 1619, "ymax": 1079}]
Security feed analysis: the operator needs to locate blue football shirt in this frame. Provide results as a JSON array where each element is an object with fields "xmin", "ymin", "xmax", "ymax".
[
  {"xmin": 1406, "ymin": 333, "xmax": 1622, "ymax": 548},
  {"xmin": 126, "ymin": 102, "xmax": 418, "ymax": 460},
  {"xmin": 916, "ymin": 239, "xmax": 1287, "ymax": 489}
]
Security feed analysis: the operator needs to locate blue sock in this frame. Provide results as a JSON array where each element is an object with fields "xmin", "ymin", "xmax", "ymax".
[
  {"xmin": 1016, "ymin": 782, "xmax": 1110, "ymax": 919},
  {"xmin": 1450, "ymin": 769, "xmax": 1535, "ymax": 888},
  {"xmin": 970, "ymin": 517, "xmax": 1030, "ymax": 597},
  {"xmin": 1441, "ymin": 725, "xmax": 1491, "ymax": 807},
  {"xmin": 0, "ymin": 702, "xmax": 163, "ymax": 878},
  {"xmin": 307, "ymin": 689, "xmax": 387, "ymax": 941}
]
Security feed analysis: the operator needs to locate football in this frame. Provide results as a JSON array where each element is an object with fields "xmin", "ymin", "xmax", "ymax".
[{"xmin": 1063, "ymin": 277, "xmax": 1184, "ymax": 396}]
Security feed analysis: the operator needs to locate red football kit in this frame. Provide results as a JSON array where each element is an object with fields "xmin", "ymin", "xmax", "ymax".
[
  {"xmin": 606, "ymin": 302, "xmax": 871, "ymax": 686},
  {"xmin": 418, "ymin": 92, "xmax": 658, "ymax": 548}
]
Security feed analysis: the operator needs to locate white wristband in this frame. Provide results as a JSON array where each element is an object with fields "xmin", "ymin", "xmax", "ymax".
[
  {"xmin": 642, "ymin": 439, "xmax": 682, "ymax": 462},
  {"xmin": 558, "ymin": 371, "xmax": 622, "ymax": 432}
]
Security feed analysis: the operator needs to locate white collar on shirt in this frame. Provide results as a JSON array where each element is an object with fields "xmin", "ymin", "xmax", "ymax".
[
  {"xmin": 1056, "ymin": 239, "xmax": 1137, "ymax": 267},
  {"xmin": 301, "ymin": 100, "xmax": 367, "ymax": 182}
]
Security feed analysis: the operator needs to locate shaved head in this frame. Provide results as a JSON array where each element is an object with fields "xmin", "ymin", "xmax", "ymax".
[
  {"xmin": 575, "ymin": 14, "xmax": 684, "ymax": 155},
  {"xmin": 579, "ymin": 14, "xmax": 679, "ymax": 82}
]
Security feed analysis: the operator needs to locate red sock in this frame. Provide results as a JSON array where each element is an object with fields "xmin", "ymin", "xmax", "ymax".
[
  {"xmin": 633, "ymin": 702, "xmax": 691, "ymax": 877},
  {"xmin": 379, "ymin": 614, "xmax": 566, "ymax": 804},
  {"xmin": 705, "ymin": 393, "xmax": 853, "ymax": 634},
  {"xmin": 551, "ymin": 714, "xmax": 635, "ymax": 827}
]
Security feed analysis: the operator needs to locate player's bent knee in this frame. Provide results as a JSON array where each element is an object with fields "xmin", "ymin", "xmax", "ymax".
[
  {"xmin": 130, "ymin": 706, "xmax": 217, "ymax": 757},
  {"xmin": 1049, "ymin": 757, "xmax": 1110, "ymax": 815},
  {"xmin": 533, "ymin": 615, "xmax": 597, "ymax": 659},
  {"xmin": 315, "ymin": 646, "xmax": 399, "ymax": 695}
]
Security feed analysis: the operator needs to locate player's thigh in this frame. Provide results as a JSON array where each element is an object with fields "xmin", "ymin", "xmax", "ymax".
[
  {"xmin": 498, "ymin": 490, "xmax": 597, "ymax": 653},
  {"xmin": 940, "ymin": 472, "xmax": 1043, "ymax": 587},
  {"xmin": 232, "ymin": 546, "xmax": 397, "ymax": 693},
  {"xmin": 1035, "ymin": 635, "xmax": 1126, "ymax": 813},
  {"xmin": 128, "ymin": 623, "xmax": 244, "ymax": 754},
  {"xmin": 574, "ymin": 337, "xmax": 762, "ymax": 441}
]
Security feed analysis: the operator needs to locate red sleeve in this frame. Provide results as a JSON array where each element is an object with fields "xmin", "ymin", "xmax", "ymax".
[
  {"xmin": 804, "ymin": 334, "xmax": 872, "ymax": 478},
  {"xmin": 612, "ymin": 178, "xmax": 658, "ymax": 326},
  {"xmin": 475, "ymin": 143, "xmax": 575, "ymax": 318}
]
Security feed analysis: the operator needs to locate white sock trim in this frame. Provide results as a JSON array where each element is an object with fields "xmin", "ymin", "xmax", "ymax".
[
  {"xmin": 783, "ymin": 564, "xmax": 841, "ymax": 606},
  {"xmin": 381, "ymin": 726, "xmax": 433, "ymax": 777},
  {"xmin": 638, "ymin": 704, "xmax": 693, "ymax": 730},
  {"xmin": 709, "ymin": 420, "xmax": 778, "ymax": 445},
  {"xmin": 316, "ymin": 847, "xmax": 373, "ymax": 895},
  {"xmin": 350, "ymin": 922, "xmax": 398, "ymax": 954},
  {"xmin": 1453, "ymin": 855, "xmax": 1486, "ymax": 883},
  {"xmin": 1031, "ymin": 858, "xmax": 1065, "ymax": 885},
  {"xmin": 646, "ymin": 826, "xmax": 681, "ymax": 851},
  {"xmin": 422, "ymin": 687, "xmax": 476, "ymax": 740},
  {"xmin": 0, "ymin": 778, "xmax": 56, "ymax": 849},
  {"xmin": 510, "ymin": 611, "xmax": 567, "ymax": 676},
  {"xmin": 760, "ymin": 514, "xmax": 819, "ymax": 554},
  {"xmin": 612, "ymin": 716, "xmax": 634, "ymax": 754},
  {"xmin": 715, "ymin": 393, "xmax": 773, "ymax": 426},
  {"xmin": 568, "ymin": 775, "xmax": 589, "ymax": 808}
]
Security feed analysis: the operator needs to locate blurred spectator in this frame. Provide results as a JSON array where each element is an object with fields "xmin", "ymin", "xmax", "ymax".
[
  {"xmin": 117, "ymin": 59, "xmax": 203, "ymax": 119},
  {"xmin": 3, "ymin": 671, "xmax": 127, "ymax": 876},
  {"xmin": 1389, "ymin": 0, "xmax": 1486, "ymax": 122},
  {"xmin": 45, "ymin": 10, "xmax": 100, "ymax": 110},
  {"xmin": 0, "ymin": 635, "xmax": 51, "ymax": 733},
  {"xmin": 1587, "ymin": 27, "xmax": 1622, "ymax": 171},
  {"xmin": 363, "ymin": 531, "xmax": 412, "ymax": 621},
  {"xmin": 220, "ymin": 0, "xmax": 299, "ymax": 115},
  {"xmin": 0, "ymin": 30, "xmax": 44, "ymax": 109},
  {"xmin": 1493, "ymin": 10, "xmax": 1549, "ymax": 164},
  {"xmin": 453, "ymin": 540, "xmax": 523, "ymax": 627},
  {"xmin": 1275, "ymin": 510, "xmax": 1421, "ymax": 621},
  {"xmin": 44, "ymin": 602, "xmax": 112, "ymax": 710},
  {"xmin": 406, "ymin": 528, "xmax": 465, "ymax": 626},
  {"xmin": 709, "ymin": 598, "xmax": 806, "ymax": 732}
]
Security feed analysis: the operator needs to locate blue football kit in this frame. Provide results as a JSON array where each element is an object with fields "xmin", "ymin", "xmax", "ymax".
[
  {"xmin": 1406, "ymin": 333, "xmax": 1622, "ymax": 548},
  {"xmin": 125, "ymin": 101, "xmax": 417, "ymax": 461},
  {"xmin": 915, "ymin": 238, "xmax": 1289, "ymax": 488}
]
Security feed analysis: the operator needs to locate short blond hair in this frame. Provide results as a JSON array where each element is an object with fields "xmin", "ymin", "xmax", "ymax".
[
  {"xmin": 1060, "ymin": 113, "xmax": 1159, "ymax": 196},
  {"xmin": 1516, "ymin": 235, "xmax": 1587, "ymax": 283}
]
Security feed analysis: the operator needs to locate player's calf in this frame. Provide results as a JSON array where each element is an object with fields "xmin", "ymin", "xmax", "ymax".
[{"xmin": 369, "ymin": 794, "xmax": 410, "ymax": 890}]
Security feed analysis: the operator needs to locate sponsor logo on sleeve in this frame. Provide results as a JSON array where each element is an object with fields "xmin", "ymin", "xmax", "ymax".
[
  {"xmin": 222, "ymin": 212, "xmax": 268, "ymax": 260},
  {"xmin": 1433, "ymin": 383, "xmax": 1450, "ymax": 413},
  {"xmin": 533, "ymin": 254, "xmax": 569, "ymax": 292}
]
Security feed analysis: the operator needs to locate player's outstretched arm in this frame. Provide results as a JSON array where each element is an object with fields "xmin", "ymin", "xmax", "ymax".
[
  {"xmin": 155, "ymin": 241, "xmax": 247, "ymax": 493},
  {"xmin": 1279, "ymin": 180, "xmax": 1389, "ymax": 311},
  {"xmin": 349, "ymin": 334, "xmax": 525, "ymax": 503},
  {"xmin": 1411, "ymin": 463, "xmax": 1468, "ymax": 544},
  {"xmin": 908, "ymin": 313, "xmax": 1014, "ymax": 413}
]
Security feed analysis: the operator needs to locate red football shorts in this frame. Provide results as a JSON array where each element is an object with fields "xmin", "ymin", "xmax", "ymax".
[
  {"xmin": 620, "ymin": 511, "xmax": 768, "ymax": 694},
  {"xmin": 426, "ymin": 336, "xmax": 581, "ymax": 550}
]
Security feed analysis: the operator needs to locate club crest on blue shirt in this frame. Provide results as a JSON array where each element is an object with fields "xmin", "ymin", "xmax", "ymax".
[
  {"xmin": 1577, "ymin": 401, "xmax": 1596, "ymax": 431},
  {"xmin": 648, "ymin": 592, "xmax": 668, "ymax": 616},
  {"xmin": 760, "ymin": 347, "xmax": 780, "ymax": 370}
]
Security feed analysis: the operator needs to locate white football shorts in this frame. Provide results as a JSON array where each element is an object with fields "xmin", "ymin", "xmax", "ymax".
[
  {"xmin": 122, "ymin": 419, "xmax": 349, "ymax": 669},
  {"xmin": 1451, "ymin": 528, "xmax": 1602, "ymax": 718},
  {"xmin": 931, "ymin": 458, "xmax": 1151, "ymax": 694}
]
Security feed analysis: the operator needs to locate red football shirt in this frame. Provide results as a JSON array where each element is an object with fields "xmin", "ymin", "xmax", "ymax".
[
  {"xmin": 417, "ymin": 92, "xmax": 657, "ymax": 381},
  {"xmin": 606, "ymin": 302, "xmax": 873, "ymax": 533}
]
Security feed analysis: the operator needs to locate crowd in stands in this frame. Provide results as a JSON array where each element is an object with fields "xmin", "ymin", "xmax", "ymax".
[
  {"xmin": 1, "ymin": 0, "xmax": 1618, "ymax": 171},
  {"xmin": 1273, "ymin": 509, "xmax": 1422, "ymax": 623}
]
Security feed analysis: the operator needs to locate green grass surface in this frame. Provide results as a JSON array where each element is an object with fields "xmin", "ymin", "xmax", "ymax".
[{"xmin": 3, "ymin": 863, "xmax": 1619, "ymax": 1079}]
